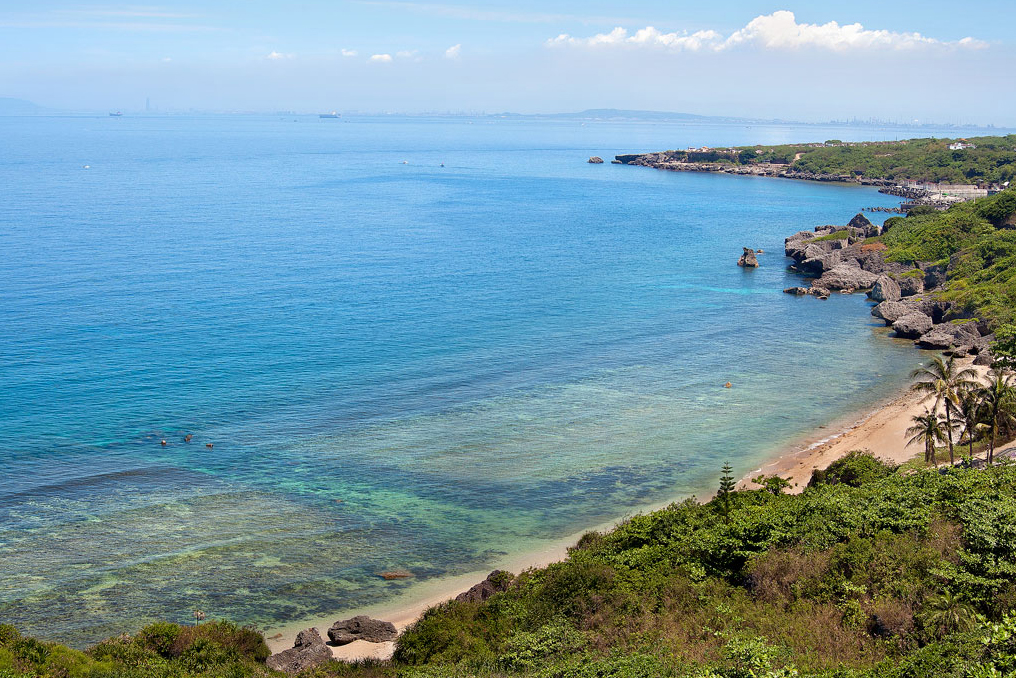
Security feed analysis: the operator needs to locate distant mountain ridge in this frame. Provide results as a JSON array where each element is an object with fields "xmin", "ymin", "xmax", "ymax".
[{"xmin": 0, "ymin": 97, "xmax": 43, "ymax": 115}]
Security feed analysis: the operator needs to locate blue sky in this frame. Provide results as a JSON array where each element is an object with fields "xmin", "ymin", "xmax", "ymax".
[{"xmin": 2, "ymin": 1, "xmax": 1014, "ymax": 123}]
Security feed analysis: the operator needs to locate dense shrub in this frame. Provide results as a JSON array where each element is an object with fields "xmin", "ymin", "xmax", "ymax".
[{"xmin": 809, "ymin": 451, "xmax": 897, "ymax": 488}]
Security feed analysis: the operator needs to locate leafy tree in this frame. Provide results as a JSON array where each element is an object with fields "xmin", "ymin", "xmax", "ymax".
[
  {"xmin": 906, "ymin": 409, "xmax": 950, "ymax": 466},
  {"xmin": 992, "ymin": 323, "xmax": 1016, "ymax": 373},
  {"xmin": 752, "ymin": 474, "xmax": 790, "ymax": 495},
  {"xmin": 911, "ymin": 355, "xmax": 980, "ymax": 465}
]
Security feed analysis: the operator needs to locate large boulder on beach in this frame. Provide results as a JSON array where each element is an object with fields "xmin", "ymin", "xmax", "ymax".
[
  {"xmin": 456, "ymin": 570, "xmax": 514, "ymax": 604},
  {"xmin": 869, "ymin": 275, "xmax": 901, "ymax": 303},
  {"xmin": 327, "ymin": 616, "xmax": 397, "ymax": 646},
  {"xmin": 872, "ymin": 300, "xmax": 910, "ymax": 325},
  {"xmin": 738, "ymin": 247, "xmax": 759, "ymax": 267},
  {"xmin": 814, "ymin": 263, "xmax": 879, "ymax": 291},
  {"xmin": 266, "ymin": 629, "xmax": 333, "ymax": 675},
  {"xmin": 893, "ymin": 313, "xmax": 934, "ymax": 339},
  {"xmin": 974, "ymin": 351, "xmax": 994, "ymax": 366}
]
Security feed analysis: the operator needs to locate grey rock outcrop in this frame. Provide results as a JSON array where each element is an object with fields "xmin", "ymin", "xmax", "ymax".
[
  {"xmin": 922, "ymin": 265, "xmax": 947, "ymax": 290},
  {"xmin": 917, "ymin": 321, "xmax": 982, "ymax": 349},
  {"xmin": 588, "ymin": 156, "xmax": 604, "ymax": 164},
  {"xmin": 784, "ymin": 286, "xmax": 812, "ymax": 296},
  {"xmin": 266, "ymin": 629, "xmax": 333, "ymax": 675},
  {"xmin": 847, "ymin": 213, "xmax": 880, "ymax": 238},
  {"xmin": 327, "ymin": 616, "xmax": 398, "ymax": 646},
  {"xmin": 869, "ymin": 275, "xmax": 901, "ymax": 303},
  {"xmin": 738, "ymin": 247, "xmax": 759, "ymax": 267},
  {"xmin": 893, "ymin": 313, "xmax": 934, "ymax": 339},
  {"xmin": 872, "ymin": 300, "xmax": 910, "ymax": 324},
  {"xmin": 814, "ymin": 263, "xmax": 879, "ymax": 291},
  {"xmin": 456, "ymin": 570, "xmax": 514, "ymax": 604},
  {"xmin": 898, "ymin": 275, "xmax": 924, "ymax": 297}
]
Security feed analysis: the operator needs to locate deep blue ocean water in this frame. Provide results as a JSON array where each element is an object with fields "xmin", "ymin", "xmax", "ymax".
[{"xmin": 0, "ymin": 115, "xmax": 987, "ymax": 643}]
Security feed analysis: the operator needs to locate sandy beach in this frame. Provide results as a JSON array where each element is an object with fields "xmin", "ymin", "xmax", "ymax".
[{"xmin": 266, "ymin": 359, "xmax": 983, "ymax": 662}]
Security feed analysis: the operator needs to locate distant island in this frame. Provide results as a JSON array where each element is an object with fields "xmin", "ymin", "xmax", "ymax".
[{"xmin": 0, "ymin": 97, "xmax": 43, "ymax": 116}]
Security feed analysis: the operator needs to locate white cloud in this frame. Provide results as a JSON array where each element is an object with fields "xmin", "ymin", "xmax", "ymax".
[
  {"xmin": 548, "ymin": 11, "xmax": 986, "ymax": 53},
  {"xmin": 341, "ymin": 48, "xmax": 358, "ymax": 57},
  {"xmin": 444, "ymin": 43, "xmax": 461, "ymax": 59},
  {"xmin": 370, "ymin": 53, "xmax": 393, "ymax": 62},
  {"xmin": 266, "ymin": 50, "xmax": 293, "ymax": 60},
  {"xmin": 395, "ymin": 50, "xmax": 418, "ymax": 58},
  {"xmin": 161, "ymin": 56, "xmax": 172, "ymax": 62}
]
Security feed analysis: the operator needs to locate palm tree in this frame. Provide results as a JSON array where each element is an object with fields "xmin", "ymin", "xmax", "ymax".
[
  {"xmin": 906, "ymin": 409, "xmax": 950, "ymax": 467},
  {"xmin": 978, "ymin": 370, "xmax": 1016, "ymax": 465},
  {"xmin": 920, "ymin": 590, "xmax": 978, "ymax": 638},
  {"xmin": 911, "ymin": 356, "xmax": 980, "ymax": 465},
  {"xmin": 955, "ymin": 388, "xmax": 983, "ymax": 461}
]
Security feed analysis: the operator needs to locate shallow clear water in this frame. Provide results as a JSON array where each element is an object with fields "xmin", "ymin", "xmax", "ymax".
[{"xmin": 0, "ymin": 115, "xmax": 970, "ymax": 643}]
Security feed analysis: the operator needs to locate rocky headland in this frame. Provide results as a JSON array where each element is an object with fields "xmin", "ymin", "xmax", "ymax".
[
  {"xmin": 615, "ymin": 152, "xmax": 893, "ymax": 186},
  {"xmin": 782, "ymin": 213, "xmax": 994, "ymax": 364}
]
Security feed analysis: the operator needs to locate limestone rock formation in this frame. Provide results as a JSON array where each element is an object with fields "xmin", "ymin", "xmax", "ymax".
[
  {"xmin": 588, "ymin": 156, "xmax": 604, "ymax": 164},
  {"xmin": 327, "ymin": 616, "xmax": 398, "ymax": 646},
  {"xmin": 456, "ymin": 570, "xmax": 514, "ymax": 604},
  {"xmin": 872, "ymin": 300, "xmax": 910, "ymax": 325},
  {"xmin": 893, "ymin": 313, "xmax": 934, "ymax": 339},
  {"xmin": 869, "ymin": 275, "xmax": 902, "ymax": 303},
  {"xmin": 898, "ymin": 275, "xmax": 924, "ymax": 297},
  {"xmin": 814, "ymin": 263, "xmax": 879, "ymax": 291},
  {"xmin": 847, "ymin": 213, "xmax": 880, "ymax": 239},
  {"xmin": 738, "ymin": 247, "xmax": 759, "ymax": 267},
  {"xmin": 266, "ymin": 629, "xmax": 333, "ymax": 675}
]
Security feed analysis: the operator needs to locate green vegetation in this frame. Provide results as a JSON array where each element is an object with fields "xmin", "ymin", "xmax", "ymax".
[
  {"xmin": 810, "ymin": 230, "xmax": 851, "ymax": 243},
  {"xmin": 873, "ymin": 188, "xmax": 1016, "ymax": 327},
  {"xmin": 7, "ymin": 461, "xmax": 1016, "ymax": 677},
  {"xmin": 910, "ymin": 356, "xmax": 980, "ymax": 465},
  {"xmin": 656, "ymin": 136, "xmax": 1016, "ymax": 185},
  {"xmin": 768, "ymin": 136, "xmax": 1015, "ymax": 184},
  {"xmin": 0, "ymin": 619, "xmax": 272, "ymax": 677}
]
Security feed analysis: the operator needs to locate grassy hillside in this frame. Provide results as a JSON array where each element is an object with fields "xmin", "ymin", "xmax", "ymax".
[
  {"xmin": 876, "ymin": 188, "xmax": 1016, "ymax": 326},
  {"xmin": 5, "ymin": 458, "xmax": 1016, "ymax": 677}
]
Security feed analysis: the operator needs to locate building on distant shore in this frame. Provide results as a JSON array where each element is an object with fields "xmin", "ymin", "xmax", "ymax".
[{"xmin": 948, "ymin": 139, "xmax": 977, "ymax": 150}]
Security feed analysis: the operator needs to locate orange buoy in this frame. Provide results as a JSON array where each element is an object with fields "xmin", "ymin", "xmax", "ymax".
[{"xmin": 724, "ymin": 382, "xmax": 732, "ymax": 388}]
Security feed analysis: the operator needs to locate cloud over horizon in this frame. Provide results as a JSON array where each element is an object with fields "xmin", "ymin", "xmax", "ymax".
[{"xmin": 549, "ymin": 10, "xmax": 987, "ymax": 52}]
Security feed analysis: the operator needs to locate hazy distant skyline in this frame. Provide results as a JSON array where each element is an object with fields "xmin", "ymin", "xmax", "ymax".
[{"xmin": 2, "ymin": 1, "xmax": 1014, "ymax": 124}]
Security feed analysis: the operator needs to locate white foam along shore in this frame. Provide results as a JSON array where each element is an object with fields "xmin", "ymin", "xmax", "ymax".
[{"xmin": 265, "ymin": 361, "xmax": 986, "ymax": 662}]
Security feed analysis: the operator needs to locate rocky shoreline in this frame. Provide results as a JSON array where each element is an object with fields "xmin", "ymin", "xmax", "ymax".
[
  {"xmin": 614, "ymin": 152, "xmax": 894, "ymax": 186},
  {"xmin": 612, "ymin": 153, "xmax": 981, "ymax": 211},
  {"xmin": 781, "ymin": 213, "xmax": 994, "ymax": 363}
]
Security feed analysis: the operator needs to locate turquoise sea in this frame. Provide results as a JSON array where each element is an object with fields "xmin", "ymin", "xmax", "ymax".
[{"xmin": 0, "ymin": 115, "xmax": 987, "ymax": 644}]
